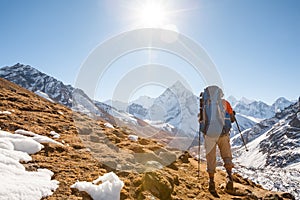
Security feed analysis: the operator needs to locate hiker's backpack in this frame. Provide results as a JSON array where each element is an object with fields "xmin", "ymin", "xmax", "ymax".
[{"xmin": 199, "ymin": 86, "xmax": 232, "ymax": 137}]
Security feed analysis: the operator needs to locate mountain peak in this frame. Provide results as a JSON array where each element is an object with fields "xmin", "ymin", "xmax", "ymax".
[
  {"xmin": 227, "ymin": 95, "xmax": 238, "ymax": 105},
  {"xmin": 168, "ymin": 81, "xmax": 194, "ymax": 96},
  {"xmin": 170, "ymin": 80, "xmax": 186, "ymax": 90},
  {"xmin": 240, "ymin": 97, "xmax": 255, "ymax": 104},
  {"xmin": 272, "ymin": 96, "xmax": 293, "ymax": 112},
  {"xmin": 6, "ymin": 63, "xmax": 34, "ymax": 71}
]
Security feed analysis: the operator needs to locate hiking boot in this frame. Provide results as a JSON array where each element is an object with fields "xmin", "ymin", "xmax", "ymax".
[
  {"xmin": 208, "ymin": 180, "xmax": 216, "ymax": 192},
  {"xmin": 226, "ymin": 178, "xmax": 234, "ymax": 191}
]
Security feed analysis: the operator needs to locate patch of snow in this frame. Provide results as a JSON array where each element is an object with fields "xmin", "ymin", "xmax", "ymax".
[
  {"xmin": 35, "ymin": 90, "xmax": 55, "ymax": 103},
  {"xmin": 50, "ymin": 131, "xmax": 60, "ymax": 139},
  {"xmin": 144, "ymin": 120, "xmax": 175, "ymax": 132},
  {"xmin": 0, "ymin": 130, "xmax": 59, "ymax": 200},
  {"xmin": 237, "ymin": 113, "xmax": 263, "ymax": 124},
  {"xmin": 71, "ymin": 172, "xmax": 124, "ymax": 200},
  {"xmin": 0, "ymin": 110, "xmax": 12, "ymax": 114},
  {"xmin": 0, "ymin": 130, "xmax": 43, "ymax": 154},
  {"xmin": 235, "ymin": 131, "xmax": 268, "ymax": 168},
  {"xmin": 15, "ymin": 129, "xmax": 63, "ymax": 146},
  {"xmin": 128, "ymin": 135, "xmax": 138, "ymax": 141},
  {"xmin": 104, "ymin": 122, "xmax": 114, "ymax": 129}
]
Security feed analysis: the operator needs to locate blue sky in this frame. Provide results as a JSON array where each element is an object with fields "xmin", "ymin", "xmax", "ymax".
[{"xmin": 0, "ymin": 0, "xmax": 299, "ymax": 104}]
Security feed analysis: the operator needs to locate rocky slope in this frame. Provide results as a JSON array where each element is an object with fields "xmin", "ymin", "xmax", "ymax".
[
  {"xmin": 0, "ymin": 78, "xmax": 295, "ymax": 200},
  {"xmin": 232, "ymin": 101, "xmax": 300, "ymax": 199},
  {"xmin": 0, "ymin": 64, "xmax": 175, "ymax": 143}
]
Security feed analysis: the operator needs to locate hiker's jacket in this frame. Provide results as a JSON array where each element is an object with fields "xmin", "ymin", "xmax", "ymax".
[{"xmin": 222, "ymin": 100, "xmax": 235, "ymax": 123}]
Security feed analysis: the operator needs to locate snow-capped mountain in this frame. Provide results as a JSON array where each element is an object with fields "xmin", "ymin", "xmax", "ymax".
[
  {"xmin": 128, "ymin": 85, "xmax": 262, "ymax": 139},
  {"xmin": 234, "ymin": 100, "xmax": 275, "ymax": 119},
  {"xmin": 104, "ymin": 100, "xmax": 128, "ymax": 112},
  {"xmin": 131, "ymin": 96, "xmax": 155, "ymax": 109},
  {"xmin": 272, "ymin": 97, "xmax": 294, "ymax": 113},
  {"xmin": 127, "ymin": 103, "xmax": 148, "ymax": 119},
  {"xmin": 234, "ymin": 101, "xmax": 300, "ymax": 167},
  {"xmin": 146, "ymin": 81, "xmax": 198, "ymax": 137},
  {"xmin": 229, "ymin": 96, "xmax": 293, "ymax": 119},
  {"xmin": 231, "ymin": 101, "xmax": 298, "ymax": 148},
  {"xmin": 233, "ymin": 101, "xmax": 300, "ymax": 198},
  {"xmin": 0, "ymin": 63, "xmax": 74, "ymax": 107}
]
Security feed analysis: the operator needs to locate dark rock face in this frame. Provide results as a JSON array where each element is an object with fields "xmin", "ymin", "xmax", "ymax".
[
  {"xmin": 127, "ymin": 103, "xmax": 148, "ymax": 119},
  {"xmin": 0, "ymin": 63, "xmax": 74, "ymax": 107}
]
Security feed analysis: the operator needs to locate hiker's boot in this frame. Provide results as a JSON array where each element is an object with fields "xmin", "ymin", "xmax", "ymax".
[
  {"xmin": 226, "ymin": 169, "xmax": 234, "ymax": 191},
  {"xmin": 225, "ymin": 171, "xmax": 234, "ymax": 191},
  {"xmin": 226, "ymin": 178, "xmax": 233, "ymax": 191},
  {"xmin": 208, "ymin": 178, "xmax": 216, "ymax": 192}
]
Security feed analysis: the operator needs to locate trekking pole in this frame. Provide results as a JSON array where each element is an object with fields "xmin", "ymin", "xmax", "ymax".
[
  {"xmin": 198, "ymin": 125, "xmax": 201, "ymax": 179},
  {"xmin": 198, "ymin": 92, "xmax": 203, "ymax": 179},
  {"xmin": 234, "ymin": 115, "xmax": 249, "ymax": 151}
]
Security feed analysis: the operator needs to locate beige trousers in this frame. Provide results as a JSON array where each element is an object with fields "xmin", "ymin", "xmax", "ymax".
[{"xmin": 204, "ymin": 134, "xmax": 234, "ymax": 174}]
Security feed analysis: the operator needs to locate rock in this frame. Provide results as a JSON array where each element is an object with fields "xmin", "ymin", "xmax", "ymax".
[
  {"xmin": 141, "ymin": 170, "xmax": 174, "ymax": 199},
  {"xmin": 179, "ymin": 151, "xmax": 191, "ymax": 163},
  {"xmin": 145, "ymin": 161, "xmax": 163, "ymax": 170},
  {"xmin": 159, "ymin": 151, "xmax": 177, "ymax": 166},
  {"xmin": 281, "ymin": 192, "xmax": 295, "ymax": 200},
  {"xmin": 134, "ymin": 152, "xmax": 162, "ymax": 165},
  {"xmin": 77, "ymin": 127, "xmax": 92, "ymax": 135},
  {"xmin": 264, "ymin": 194, "xmax": 283, "ymax": 200}
]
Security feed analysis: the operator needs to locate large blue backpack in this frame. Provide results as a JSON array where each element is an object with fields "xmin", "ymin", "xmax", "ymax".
[{"xmin": 200, "ymin": 86, "xmax": 232, "ymax": 137}]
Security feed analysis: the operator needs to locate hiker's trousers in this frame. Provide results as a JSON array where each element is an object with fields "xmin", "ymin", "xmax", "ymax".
[{"xmin": 204, "ymin": 134, "xmax": 234, "ymax": 174}]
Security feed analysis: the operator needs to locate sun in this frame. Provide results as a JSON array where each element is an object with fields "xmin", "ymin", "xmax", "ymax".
[
  {"xmin": 137, "ymin": 1, "xmax": 167, "ymax": 28},
  {"xmin": 126, "ymin": 0, "xmax": 172, "ymax": 29}
]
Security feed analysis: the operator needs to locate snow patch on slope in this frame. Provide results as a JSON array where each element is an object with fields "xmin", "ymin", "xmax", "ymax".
[{"xmin": 0, "ymin": 130, "xmax": 59, "ymax": 200}]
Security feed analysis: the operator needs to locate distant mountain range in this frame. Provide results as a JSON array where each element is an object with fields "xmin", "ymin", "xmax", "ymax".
[
  {"xmin": 228, "ymin": 96, "xmax": 293, "ymax": 119},
  {"xmin": 109, "ymin": 85, "xmax": 293, "ymax": 139},
  {"xmin": 0, "ymin": 63, "xmax": 295, "ymax": 140}
]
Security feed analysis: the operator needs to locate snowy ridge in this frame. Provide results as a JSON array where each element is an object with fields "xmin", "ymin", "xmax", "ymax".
[
  {"xmin": 229, "ymin": 96, "xmax": 293, "ymax": 119},
  {"xmin": 233, "ymin": 101, "xmax": 300, "ymax": 199},
  {"xmin": 0, "ymin": 63, "xmax": 74, "ymax": 107},
  {"xmin": 35, "ymin": 90, "xmax": 55, "ymax": 103},
  {"xmin": 131, "ymin": 96, "xmax": 155, "ymax": 109},
  {"xmin": 231, "ymin": 113, "xmax": 261, "ymax": 138},
  {"xmin": 145, "ymin": 81, "xmax": 198, "ymax": 137}
]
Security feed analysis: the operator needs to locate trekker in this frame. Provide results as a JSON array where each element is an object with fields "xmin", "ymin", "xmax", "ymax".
[{"xmin": 199, "ymin": 85, "xmax": 235, "ymax": 193}]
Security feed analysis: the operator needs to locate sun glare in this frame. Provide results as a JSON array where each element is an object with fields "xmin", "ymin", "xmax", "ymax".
[{"xmin": 138, "ymin": 1, "xmax": 167, "ymax": 28}]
